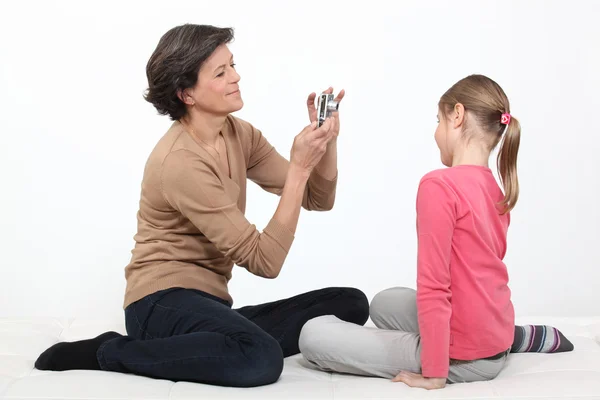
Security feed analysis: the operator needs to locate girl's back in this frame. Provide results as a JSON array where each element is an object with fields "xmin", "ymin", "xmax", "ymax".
[{"xmin": 416, "ymin": 164, "xmax": 514, "ymax": 375}]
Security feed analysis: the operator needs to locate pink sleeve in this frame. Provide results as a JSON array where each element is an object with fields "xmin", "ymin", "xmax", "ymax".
[{"xmin": 415, "ymin": 178, "xmax": 457, "ymax": 378}]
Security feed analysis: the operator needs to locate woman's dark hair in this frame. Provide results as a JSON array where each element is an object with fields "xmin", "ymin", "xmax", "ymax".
[{"xmin": 144, "ymin": 24, "xmax": 234, "ymax": 120}]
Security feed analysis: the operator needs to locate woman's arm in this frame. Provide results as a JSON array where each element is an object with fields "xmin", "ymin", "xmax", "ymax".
[
  {"xmin": 246, "ymin": 121, "xmax": 337, "ymax": 211},
  {"xmin": 161, "ymin": 121, "xmax": 332, "ymax": 279},
  {"xmin": 271, "ymin": 163, "xmax": 311, "ymax": 236}
]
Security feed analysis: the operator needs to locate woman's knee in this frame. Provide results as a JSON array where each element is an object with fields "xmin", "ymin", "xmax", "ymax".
[
  {"xmin": 370, "ymin": 287, "xmax": 416, "ymax": 323},
  {"xmin": 233, "ymin": 334, "xmax": 284, "ymax": 387},
  {"xmin": 337, "ymin": 287, "xmax": 370, "ymax": 325}
]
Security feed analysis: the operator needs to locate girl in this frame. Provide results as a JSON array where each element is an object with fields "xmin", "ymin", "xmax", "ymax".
[{"xmin": 298, "ymin": 74, "xmax": 571, "ymax": 389}]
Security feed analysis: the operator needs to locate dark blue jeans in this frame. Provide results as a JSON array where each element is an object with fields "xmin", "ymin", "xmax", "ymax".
[{"xmin": 97, "ymin": 287, "xmax": 369, "ymax": 387}]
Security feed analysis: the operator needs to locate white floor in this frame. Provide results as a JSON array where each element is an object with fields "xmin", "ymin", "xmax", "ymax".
[{"xmin": 1, "ymin": 316, "xmax": 599, "ymax": 399}]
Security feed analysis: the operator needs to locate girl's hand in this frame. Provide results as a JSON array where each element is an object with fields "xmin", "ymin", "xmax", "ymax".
[{"xmin": 392, "ymin": 371, "xmax": 446, "ymax": 390}]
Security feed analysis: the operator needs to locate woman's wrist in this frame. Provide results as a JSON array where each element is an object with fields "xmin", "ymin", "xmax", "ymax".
[
  {"xmin": 287, "ymin": 162, "xmax": 311, "ymax": 183},
  {"xmin": 271, "ymin": 162, "xmax": 310, "ymax": 236}
]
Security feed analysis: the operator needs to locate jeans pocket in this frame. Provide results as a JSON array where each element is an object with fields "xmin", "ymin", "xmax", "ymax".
[{"xmin": 125, "ymin": 300, "xmax": 154, "ymax": 340}]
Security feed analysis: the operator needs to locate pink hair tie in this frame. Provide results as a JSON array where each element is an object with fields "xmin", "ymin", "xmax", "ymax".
[{"xmin": 500, "ymin": 113, "xmax": 511, "ymax": 135}]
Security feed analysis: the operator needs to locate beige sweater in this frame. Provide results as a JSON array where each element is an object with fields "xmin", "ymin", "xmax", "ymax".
[{"xmin": 123, "ymin": 115, "xmax": 337, "ymax": 308}]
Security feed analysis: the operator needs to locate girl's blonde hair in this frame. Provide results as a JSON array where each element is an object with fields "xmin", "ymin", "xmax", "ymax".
[{"xmin": 438, "ymin": 74, "xmax": 521, "ymax": 214}]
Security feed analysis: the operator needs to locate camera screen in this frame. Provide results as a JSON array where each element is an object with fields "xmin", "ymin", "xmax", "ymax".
[{"xmin": 319, "ymin": 96, "xmax": 327, "ymax": 117}]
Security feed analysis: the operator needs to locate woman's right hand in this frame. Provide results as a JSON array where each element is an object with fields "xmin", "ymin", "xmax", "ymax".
[{"xmin": 290, "ymin": 118, "xmax": 334, "ymax": 174}]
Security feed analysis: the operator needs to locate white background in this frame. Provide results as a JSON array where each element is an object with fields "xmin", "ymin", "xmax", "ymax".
[{"xmin": 1, "ymin": 0, "xmax": 598, "ymax": 319}]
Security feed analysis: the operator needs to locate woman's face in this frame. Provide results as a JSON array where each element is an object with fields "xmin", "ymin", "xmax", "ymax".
[{"xmin": 183, "ymin": 44, "xmax": 243, "ymax": 116}]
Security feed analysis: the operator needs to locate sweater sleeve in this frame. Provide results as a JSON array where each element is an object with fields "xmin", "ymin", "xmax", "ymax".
[
  {"xmin": 161, "ymin": 149, "xmax": 295, "ymax": 279},
  {"xmin": 245, "ymin": 123, "xmax": 337, "ymax": 211},
  {"xmin": 415, "ymin": 177, "xmax": 457, "ymax": 378}
]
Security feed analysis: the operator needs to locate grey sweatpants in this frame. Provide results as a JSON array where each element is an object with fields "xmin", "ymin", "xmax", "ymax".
[{"xmin": 298, "ymin": 287, "xmax": 508, "ymax": 384}]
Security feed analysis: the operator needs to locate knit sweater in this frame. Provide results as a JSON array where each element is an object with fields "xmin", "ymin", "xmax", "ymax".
[
  {"xmin": 123, "ymin": 115, "xmax": 337, "ymax": 308},
  {"xmin": 415, "ymin": 165, "xmax": 515, "ymax": 378}
]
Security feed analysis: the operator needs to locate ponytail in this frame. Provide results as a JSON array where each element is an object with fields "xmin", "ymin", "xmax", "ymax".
[
  {"xmin": 496, "ymin": 116, "xmax": 521, "ymax": 214},
  {"xmin": 438, "ymin": 74, "xmax": 521, "ymax": 214}
]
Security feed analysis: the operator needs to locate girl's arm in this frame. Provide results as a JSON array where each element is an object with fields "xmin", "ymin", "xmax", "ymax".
[{"xmin": 414, "ymin": 177, "xmax": 457, "ymax": 380}]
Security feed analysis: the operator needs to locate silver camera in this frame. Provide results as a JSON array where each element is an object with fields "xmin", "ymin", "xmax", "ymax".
[{"xmin": 316, "ymin": 93, "xmax": 339, "ymax": 127}]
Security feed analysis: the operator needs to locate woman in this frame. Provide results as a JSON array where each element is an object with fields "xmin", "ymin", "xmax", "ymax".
[{"xmin": 34, "ymin": 23, "xmax": 369, "ymax": 387}]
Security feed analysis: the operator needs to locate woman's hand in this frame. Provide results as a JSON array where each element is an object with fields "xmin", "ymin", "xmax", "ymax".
[
  {"xmin": 392, "ymin": 371, "xmax": 446, "ymax": 390},
  {"xmin": 306, "ymin": 87, "xmax": 345, "ymax": 142},
  {"xmin": 290, "ymin": 118, "xmax": 333, "ymax": 174}
]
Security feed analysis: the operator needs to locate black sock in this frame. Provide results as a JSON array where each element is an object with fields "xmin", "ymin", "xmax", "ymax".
[
  {"xmin": 511, "ymin": 325, "xmax": 574, "ymax": 353},
  {"xmin": 34, "ymin": 331, "xmax": 121, "ymax": 371}
]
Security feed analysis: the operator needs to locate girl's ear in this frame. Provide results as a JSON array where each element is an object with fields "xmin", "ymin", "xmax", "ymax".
[{"xmin": 452, "ymin": 103, "xmax": 465, "ymax": 129}]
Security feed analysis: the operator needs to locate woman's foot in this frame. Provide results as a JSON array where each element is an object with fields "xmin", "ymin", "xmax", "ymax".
[{"xmin": 35, "ymin": 331, "xmax": 121, "ymax": 371}]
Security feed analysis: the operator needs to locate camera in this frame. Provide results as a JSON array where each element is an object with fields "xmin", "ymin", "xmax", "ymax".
[{"xmin": 316, "ymin": 93, "xmax": 339, "ymax": 127}]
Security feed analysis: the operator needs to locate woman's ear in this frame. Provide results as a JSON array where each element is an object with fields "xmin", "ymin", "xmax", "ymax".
[
  {"xmin": 452, "ymin": 103, "xmax": 465, "ymax": 129},
  {"xmin": 177, "ymin": 88, "xmax": 195, "ymax": 106}
]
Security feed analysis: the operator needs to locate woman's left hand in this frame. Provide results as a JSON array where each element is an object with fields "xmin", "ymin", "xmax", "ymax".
[
  {"xmin": 392, "ymin": 371, "xmax": 446, "ymax": 390},
  {"xmin": 306, "ymin": 87, "xmax": 345, "ymax": 142}
]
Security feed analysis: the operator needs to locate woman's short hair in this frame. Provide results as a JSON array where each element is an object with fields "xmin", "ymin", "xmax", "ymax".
[{"xmin": 144, "ymin": 24, "xmax": 234, "ymax": 120}]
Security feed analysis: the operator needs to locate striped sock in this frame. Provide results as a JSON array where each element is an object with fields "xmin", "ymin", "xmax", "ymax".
[{"xmin": 511, "ymin": 325, "xmax": 574, "ymax": 353}]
